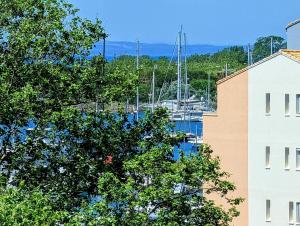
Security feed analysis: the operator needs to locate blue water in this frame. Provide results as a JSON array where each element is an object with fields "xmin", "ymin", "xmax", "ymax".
[
  {"xmin": 130, "ymin": 112, "xmax": 203, "ymax": 159},
  {"xmin": 174, "ymin": 120, "xmax": 202, "ymax": 159},
  {"xmin": 131, "ymin": 112, "xmax": 202, "ymax": 134},
  {"xmin": 175, "ymin": 120, "xmax": 202, "ymax": 137}
]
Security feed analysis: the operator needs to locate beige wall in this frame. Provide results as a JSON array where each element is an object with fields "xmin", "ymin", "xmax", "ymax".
[{"xmin": 203, "ymin": 71, "xmax": 248, "ymax": 225}]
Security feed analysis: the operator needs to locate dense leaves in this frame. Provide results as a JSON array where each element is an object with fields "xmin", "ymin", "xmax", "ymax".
[
  {"xmin": 69, "ymin": 145, "xmax": 242, "ymax": 226},
  {"xmin": 0, "ymin": 0, "xmax": 247, "ymax": 225},
  {"xmin": 252, "ymin": 36, "xmax": 287, "ymax": 62},
  {"xmin": 2, "ymin": 108, "xmax": 181, "ymax": 210},
  {"xmin": 108, "ymin": 47, "xmax": 248, "ymax": 105},
  {"xmin": 0, "ymin": 186, "xmax": 67, "ymax": 226},
  {"xmin": 0, "ymin": 0, "xmax": 137, "ymax": 126}
]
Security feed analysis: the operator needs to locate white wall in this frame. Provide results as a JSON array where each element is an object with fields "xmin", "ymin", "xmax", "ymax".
[
  {"xmin": 287, "ymin": 23, "xmax": 300, "ymax": 50},
  {"xmin": 248, "ymin": 55, "xmax": 300, "ymax": 226}
]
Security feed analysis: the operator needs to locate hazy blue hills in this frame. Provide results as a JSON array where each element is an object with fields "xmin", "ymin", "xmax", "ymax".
[{"xmin": 92, "ymin": 41, "xmax": 228, "ymax": 59}]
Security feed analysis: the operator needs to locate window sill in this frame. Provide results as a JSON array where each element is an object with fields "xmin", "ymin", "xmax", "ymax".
[
  {"xmin": 285, "ymin": 114, "xmax": 291, "ymax": 117},
  {"xmin": 285, "ymin": 168, "xmax": 290, "ymax": 171},
  {"xmin": 266, "ymin": 220, "xmax": 271, "ymax": 223},
  {"xmin": 265, "ymin": 167, "xmax": 271, "ymax": 170},
  {"xmin": 265, "ymin": 113, "xmax": 271, "ymax": 116},
  {"xmin": 296, "ymin": 114, "xmax": 300, "ymax": 117},
  {"xmin": 296, "ymin": 168, "xmax": 300, "ymax": 171}
]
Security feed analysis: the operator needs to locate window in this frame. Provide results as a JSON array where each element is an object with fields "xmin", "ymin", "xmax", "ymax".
[
  {"xmin": 266, "ymin": 146, "xmax": 270, "ymax": 168},
  {"xmin": 290, "ymin": 202, "xmax": 294, "ymax": 223},
  {"xmin": 296, "ymin": 149, "xmax": 300, "ymax": 170},
  {"xmin": 266, "ymin": 93, "xmax": 271, "ymax": 114},
  {"xmin": 285, "ymin": 148, "xmax": 290, "ymax": 169},
  {"xmin": 266, "ymin": 199, "xmax": 271, "ymax": 221},
  {"xmin": 297, "ymin": 94, "xmax": 300, "ymax": 114},
  {"xmin": 296, "ymin": 202, "xmax": 300, "ymax": 223},
  {"xmin": 285, "ymin": 94, "xmax": 290, "ymax": 115}
]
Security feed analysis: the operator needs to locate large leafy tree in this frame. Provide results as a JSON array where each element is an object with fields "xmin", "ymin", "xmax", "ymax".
[
  {"xmin": 0, "ymin": 0, "xmax": 136, "ymax": 126},
  {"xmin": 0, "ymin": 0, "xmax": 137, "ymax": 210},
  {"xmin": 252, "ymin": 36, "xmax": 287, "ymax": 63},
  {"xmin": 70, "ymin": 144, "xmax": 242, "ymax": 226},
  {"xmin": 0, "ymin": 0, "xmax": 100, "ymax": 125},
  {"xmin": 2, "ymin": 109, "xmax": 181, "ymax": 210},
  {"xmin": 0, "ymin": 0, "xmax": 242, "ymax": 224}
]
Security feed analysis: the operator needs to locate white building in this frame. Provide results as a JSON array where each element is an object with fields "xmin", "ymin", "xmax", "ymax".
[
  {"xmin": 248, "ymin": 50, "xmax": 300, "ymax": 226},
  {"xmin": 203, "ymin": 20, "xmax": 300, "ymax": 226},
  {"xmin": 287, "ymin": 19, "xmax": 300, "ymax": 50}
]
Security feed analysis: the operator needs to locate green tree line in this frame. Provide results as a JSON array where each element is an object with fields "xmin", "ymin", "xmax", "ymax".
[{"xmin": 107, "ymin": 36, "xmax": 286, "ymax": 105}]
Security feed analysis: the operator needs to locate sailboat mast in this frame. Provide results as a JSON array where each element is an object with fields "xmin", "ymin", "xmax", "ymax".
[
  {"xmin": 136, "ymin": 40, "xmax": 140, "ymax": 69},
  {"xmin": 208, "ymin": 73, "xmax": 211, "ymax": 111},
  {"xmin": 96, "ymin": 36, "xmax": 106, "ymax": 113},
  {"xmin": 270, "ymin": 36, "xmax": 273, "ymax": 55},
  {"xmin": 152, "ymin": 65, "xmax": 157, "ymax": 113},
  {"xmin": 247, "ymin": 43, "xmax": 251, "ymax": 66},
  {"xmin": 136, "ymin": 40, "xmax": 140, "ymax": 120},
  {"xmin": 177, "ymin": 26, "xmax": 182, "ymax": 111},
  {"xmin": 184, "ymin": 33, "xmax": 188, "ymax": 112}
]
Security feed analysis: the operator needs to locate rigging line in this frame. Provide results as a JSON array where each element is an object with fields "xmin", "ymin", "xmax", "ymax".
[{"xmin": 156, "ymin": 38, "xmax": 178, "ymax": 104}]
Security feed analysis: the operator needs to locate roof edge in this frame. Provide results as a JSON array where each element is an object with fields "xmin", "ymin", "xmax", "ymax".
[
  {"xmin": 217, "ymin": 52, "xmax": 281, "ymax": 85},
  {"xmin": 281, "ymin": 49, "xmax": 300, "ymax": 63},
  {"xmin": 286, "ymin": 19, "xmax": 300, "ymax": 30},
  {"xmin": 217, "ymin": 50, "xmax": 300, "ymax": 85}
]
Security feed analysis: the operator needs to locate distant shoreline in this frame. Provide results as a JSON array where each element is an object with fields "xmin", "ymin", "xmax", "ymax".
[{"xmin": 91, "ymin": 41, "xmax": 230, "ymax": 59}]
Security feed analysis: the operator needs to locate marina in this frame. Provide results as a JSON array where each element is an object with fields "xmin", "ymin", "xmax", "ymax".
[{"xmin": 134, "ymin": 27, "xmax": 208, "ymax": 147}]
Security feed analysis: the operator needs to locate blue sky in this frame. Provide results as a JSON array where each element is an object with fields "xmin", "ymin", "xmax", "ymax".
[{"xmin": 69, "ymin": 0, "xmax": 300, "ymax": 45}]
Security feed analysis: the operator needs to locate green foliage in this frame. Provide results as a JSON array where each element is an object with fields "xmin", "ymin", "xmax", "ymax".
[
  {"xmin": 0, "ymin": 0, "xmax": 98, "ymax": 124},
  {"xmin": 252, "ymin": 36, "xmax": 287, "ymax": 63},
  {"xmin": 0, "ymin": 186, "xmax": 67, "ymax": 226},
  {"xmin": 71, "ymin": 144, "xmax": 242, "ymax": 226},
  {"xmin": 0, "ymin": 0, "xmax": 137, "ymax": 126},
  {"xmin": 109, "ymin": 46, "xmax": 247, "ymax": 104},
  {"xmin": 0, "ymin": 0, "xmax": 243, "ymax": 224},
  {"xmin": 2, "ymin": 108, "xmax": 182, "ymax": 210}
]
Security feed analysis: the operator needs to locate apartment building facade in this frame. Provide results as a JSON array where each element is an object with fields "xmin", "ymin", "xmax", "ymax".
[{"xmin": 203, "ymin": 19, "xmax": 300, "ymax": 226}]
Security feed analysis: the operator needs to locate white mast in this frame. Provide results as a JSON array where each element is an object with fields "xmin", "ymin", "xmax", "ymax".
[
  {"xmin": 270, "ymin": 37, "xmax": 273, "ymax": 55},
  {"xmin": 247, "ymin": 43, "xmax": 251, "ymax": 66},
  {"xmin": 184, "ymin": 33, "xmax": 188, "ymax": 109},
  {"xmin": 152, "ymin": 65, "xmax": 157, "ymax": 113},
  {"xmin": 177, "ymin": 26, "xmax": 182, "ymax": 111},
  {"xmin": 207, "ymin": 73, "xmax": 211, "ymax": 111},
  {"xmin": 136, "ymin": 40, "xmax": 140, "ymax": 120},
  {"xmin": 183, "ymin": 33, "xmax": 188, "ymax": 120},
  {"xmin": 96, "ymin": 37, "xmax": 106, "ymax": 113}
]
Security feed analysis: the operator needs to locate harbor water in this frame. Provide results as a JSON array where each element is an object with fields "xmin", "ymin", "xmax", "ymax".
[{"xmin": 131, "ymin": 112, "xmax": 203, "ymax": 159}]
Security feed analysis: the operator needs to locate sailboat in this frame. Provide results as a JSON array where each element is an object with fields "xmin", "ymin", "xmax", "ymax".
[
  {"xmin": 167, "ymin": 27, "xmax": 203, "ymax": 122},
  {"xmin": 135, "ymin": 40, "xmax": 140, "ymax": 120}
]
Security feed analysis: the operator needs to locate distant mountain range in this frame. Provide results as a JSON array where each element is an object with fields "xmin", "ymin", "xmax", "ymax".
[{"xmin": 91, "ymin": 41, "xmax": 228, "ymax": 59}]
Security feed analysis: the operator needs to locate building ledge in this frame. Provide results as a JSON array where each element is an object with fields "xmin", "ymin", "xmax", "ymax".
[{"xmin": 203, "ymin": 112, "xmax": 218, "ymax": 117}]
